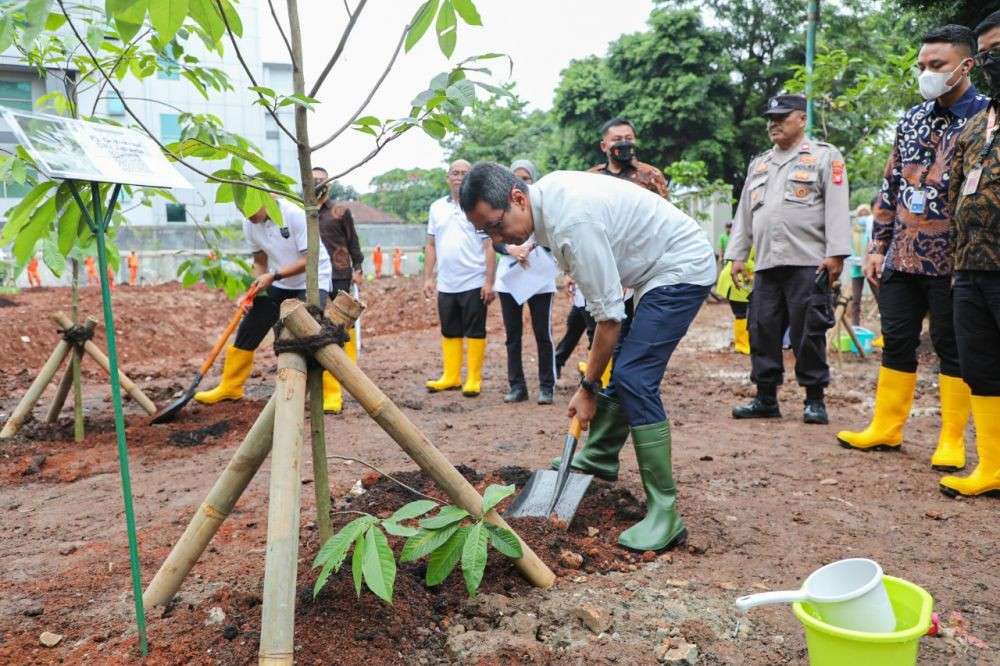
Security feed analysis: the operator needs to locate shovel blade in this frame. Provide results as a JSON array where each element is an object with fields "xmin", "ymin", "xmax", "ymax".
[
  {"xmin": 149, "ymin": 374, "xmax": 202, "ymax": 425},
  {"xmin": 504, "ymin": 469, "xmax": 593, "ymax": 525}
]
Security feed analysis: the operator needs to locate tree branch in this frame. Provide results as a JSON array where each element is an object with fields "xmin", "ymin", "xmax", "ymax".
[
  {"xmin": 343, "ymin": 0, "xmax": 352, "ymax": 18},
  {"xmin": 88, "ymin": 34, "xmax": 151, "ymax": 116},
  {"xmin": 316, "ymin": 128, "xmax": 404, "ymax": 187},
  {"xmin": 266, "ymin": 0, "xmax": 295, "ymax": 63},
  {"xmin": 308, "ymin": 0, "xmax": 368, "ymax": 99},
  {"xmin": 310, "ymin": 22, "xmax": 407, "ymax": 153},
  {"xmin": 213, "ymin": 0, "xmax": 299, "ymax": 145},
  {"xmin": 56, "ymin": 0, "xmax": 301, "ymax": 203}
]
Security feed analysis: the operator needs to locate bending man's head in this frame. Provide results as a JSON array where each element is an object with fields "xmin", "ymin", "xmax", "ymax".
[{"xmin": 459, "ymin": 162, "xmax": 533, "ymax": 245}]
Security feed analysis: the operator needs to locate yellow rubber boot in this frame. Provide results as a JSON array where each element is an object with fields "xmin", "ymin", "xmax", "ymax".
[
  {"xmin": 426, "ymin": 337, "xmax": 463, "ymax": 392},
  {"xmin": 462, "ymin": 337, "xmax": 486, "ymax": 397},
  {"xmin": 837, "ymin": 367, "xmax": 917, "ymax": 450},
  {"xmin": 322, "ymin": 371, "xmax": 343, "ymax": 414},
  {"xmin": 194, "ymin": 346, "xmax": 254, "ymax": 404},
  {"xmin": 873, "ymin": 335, "xmax": 884, "ymax": 349},
  {"xmin": 600, "ymin": 359, "xmax": 613, "ymax": 389},
  {"xmin": 940, "ymin": 395, "xmax": 1000, "ymax": 497},
  {"xmin": 344, "ymin": 328, "xmax": 358, "ymax": 363},
  {"xmin": 931, "ymin": 374, "xmax": 971, "ymax": 471},
  {"xmin": 733, "ymin": 318, "xmax": 750, "ymax": 355}
]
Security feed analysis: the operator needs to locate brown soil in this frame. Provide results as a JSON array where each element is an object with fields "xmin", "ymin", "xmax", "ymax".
[{"xmin": 0, "ymin": 278, "xmax": 996, "ymax": 665}]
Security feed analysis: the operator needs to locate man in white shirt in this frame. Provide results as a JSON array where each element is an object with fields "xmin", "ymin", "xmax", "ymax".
[
  {"xmin": 195, "ymin": 197, "xmax": 334, "ymax": 407},
  {"xmin": 423, "ymin": 159, "xmax": 497, "ymax": 397},
  {"xmin": 461, "ymin": 163, "xmax": 716, "ymax": 553}
]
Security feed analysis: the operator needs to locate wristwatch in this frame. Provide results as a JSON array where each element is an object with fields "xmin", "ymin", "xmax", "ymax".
[{"xmin": 579, "ymin": 377, "xmax": 600, "ymax": 395}]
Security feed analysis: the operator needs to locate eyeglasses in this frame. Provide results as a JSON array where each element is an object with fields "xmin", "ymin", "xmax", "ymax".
[{"xmin": 974, "ymin": 46, "xmax": 1000, "ymax": 65}]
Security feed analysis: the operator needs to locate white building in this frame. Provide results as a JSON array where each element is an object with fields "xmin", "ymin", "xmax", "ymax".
[{"xmin": 0, "ymin": 0, "xmax": 298, "ymax": 227}]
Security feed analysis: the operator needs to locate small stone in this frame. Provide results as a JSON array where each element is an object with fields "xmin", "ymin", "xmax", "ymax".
[
  {"xmin": 572, "ymin": 603, "xmax": 612, "ymax": 634},
  {"xmin": 22, "ymin": 600, "xmax": 44, "ymax": 617},
  {"xmin": 503, "ymin": 612, "xmax": 539, "ymax": 636},
  {"xmin": 39, "ymin": 631, "xmax": 63, "ymax": 647},
  {"xmin": 58, "ymin": 544, "xmax": 77, "ymax": 556},
  {"xmin": 23, "ymin": 454, "xmax": 46, "ymax": 476},
  {"xmin": 686, "ymin": 542, "xmax": 708, "ymax": 555},
  {"xmin": 658, "ymin": 553, "xmax": 673, "ymax": 564},
  {"xmin": 205, "ymin": 606, "xmax": 226, "ymax": 625},
  {"xmin": 586, "ymin": 526, "xmax": 600, "ymax": 537},
  {"xmin": 360, "ymin": 471, "xmax": 381, "ymax": 488},
  {"xmin": 348, "ymin": 479, "xmax": 366, "ymax": 496},
  {"xmin": 656, "ymin": 638, "xmax": 698, "ymax": 664},
  {"xmin": 770, "ymin": 634, "xmax": 784, "ymax": 645},
  {"xmin": 559, "ymin": 550, "xmax": 583, "ymax": 569},
  {"xmin": 20, "ymin": 335, "xmax": 30, "ymax": 343},
  {"xmin": 642, "ymin": 550, "xmax": 656, "ymax": 562},
  {"xmin": 572, "ymin": 575, "xmax": 588, "ymax": 583},
  {"xmin": 819, "ymin": 478, "xmax": 838, "ymax": 486},
  {"xmin": 698, "ymin": 455, "xmax": 713, "ymax": 461},
  {"xmin": 222, "ymin": 625, "xmax": 238, "ymax": 640},
  {"xmin": 663, "ymin": 579, "xmax": 690, "ymax": 588}
]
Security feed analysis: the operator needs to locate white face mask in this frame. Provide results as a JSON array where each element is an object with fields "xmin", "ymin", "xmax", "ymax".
[{"xmin": 917, "ymin": 61, "xmax": 967, "ymax": 101}]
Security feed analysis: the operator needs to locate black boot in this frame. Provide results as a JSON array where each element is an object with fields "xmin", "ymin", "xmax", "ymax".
[
  {"xmin": 803, "ymin": 386, "xmax": 828, "ymax": 424},
  {"xmin": 732, "ymin": 387, "xmax": 781, "ymax": 419},
  {"xmin": 504, "ymin": 385, "xmax": 528, "ymax": 403},
  {"xmin": 537, "ymin": 387, "xmax": 554, "ymax": 405}
]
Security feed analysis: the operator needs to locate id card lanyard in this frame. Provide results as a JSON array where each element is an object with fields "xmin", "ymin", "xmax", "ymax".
[
  {"xmin": 910, "ymin": 119, "xmax": 947, "ymax": 214},
  {"xmin": 963, "ymin": 106, "xmax": 998, "ymax": 196}
]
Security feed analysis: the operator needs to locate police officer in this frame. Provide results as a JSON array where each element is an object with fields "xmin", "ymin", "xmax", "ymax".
[{"xmin": 725, "ymin": 94, "xmax": 852, "ymax": 424}]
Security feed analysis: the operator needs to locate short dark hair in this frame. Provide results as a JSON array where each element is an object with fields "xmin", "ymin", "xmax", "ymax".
[
  {"xmin": 312, "ymin": 166, "xmax": 329, "ymax": 175},
  {"xmin": 459, "ymin": 162, "xmax": 528, "ymax": 214},
  {"xmin": 922, "ymin": 24, "xmax": 976, "ymax": 56},
  {"xmin": 976, "ymin": 11, "xmax": 1000, "ymax": 37},
  {"xmin": 600, "ymin": 117, "xmax": 635, "ymax": 136}
]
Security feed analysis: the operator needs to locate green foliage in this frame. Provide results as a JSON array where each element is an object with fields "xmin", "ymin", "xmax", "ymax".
[
  {"xmin": 360, "ymin": 167, "xmax": 448, "ymax": 223},
  {"xmin": 895, "ymin": 0, "xmax": 1000, "ymax": 26},
  {"xmin": 312, "ymin": 485, "xmax": 522, "ymax": 603}
]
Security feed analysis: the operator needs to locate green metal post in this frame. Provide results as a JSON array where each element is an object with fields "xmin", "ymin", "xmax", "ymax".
[
  {"xmin": 68, "ymin": 180, "xmax": 148, "ymax": 656},
  {"xmin": 806, "ymin": 0, "xmax": 819, "ymax": 136}
]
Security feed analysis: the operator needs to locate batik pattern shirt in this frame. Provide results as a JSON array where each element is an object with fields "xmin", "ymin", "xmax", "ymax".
[
  {"xmin": 871, "ymin": 86, "xmax": 989, "ymax": 275},
  {"xmin": 948, "ymin": 104, "xmax": 1000, "ymax": 272},
  {"xmin": 589, "ymin": 160, "xmax": 669, "ymax": 198}
]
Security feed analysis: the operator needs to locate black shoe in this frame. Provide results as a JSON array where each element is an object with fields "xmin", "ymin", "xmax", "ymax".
[
  {"xmin": 537, "ymin": 388, "xmax": 554, "ymax": 405},
  {"xmin": 803, "ymin": 399, "xmax": 828, "ymax": 424},
  {"xmin": 732, "ymin": 398, "xmax": 781, "ymax": 419},
  {"xmin": 504, "ymin": 386, "xmax": 528, "ymax": 403}
]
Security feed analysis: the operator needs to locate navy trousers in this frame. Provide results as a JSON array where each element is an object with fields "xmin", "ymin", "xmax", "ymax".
[{"xmin": 604, "ymin": 283, "xmax": 709, "ymax": 426}]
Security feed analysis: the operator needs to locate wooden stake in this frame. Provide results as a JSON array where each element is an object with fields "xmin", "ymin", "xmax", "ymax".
[
  {"xmin": 282, "ymin": 296, "xmax": 556, "ymax": 590},
  {"xmin": 51, "ymin": 311, "xmax": 157, "ymax": 415},
  {"xmin": 0, "ymin": 339, "xmax": 73, "ymax": 439},
  {"xmin": 46, "ymin": 320, "xmax": 97, "ymax": 423},
  {"xmin": 142, "ymin": 395, "xmax": 277, "ymax": 610},
  {"xmin": 259, "ymin": 310, "xmax": 307, "ymax": 665}
]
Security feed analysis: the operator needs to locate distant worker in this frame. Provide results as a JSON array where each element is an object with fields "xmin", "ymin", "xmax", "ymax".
[
  {"xmin": 128, "ymin": 250, "xmax": 139, "ymax": 285},
  {"xmin": 195, "ymin": 196, "xmax": 334, "ymax": 406},
  {"xmin": 392, "ymin": 247, "xmax": 403, "ymax": 278},
  {"xmin": 27, "ymin": 255, "xmax": 41, "ymax": 288},
  {"xmin": 725, "ymin": 94, "xmax": 851, "ymax": 425},
  {"xmin": 84, "ymin": 255, "xmax": 99, "ymax": 286},
  {"xmin": 846, "ymin": 204, "xmax": 874, "ymax": 327},
  {"xmin": 373, "ymin": 245, "xmax": 383, "ymax": 279},
  {"xmin": 423, "ymin": 159, "xmax": 496, "ymax": 397},
  {"xmin": 107, "ymin": 265, "xmax": 115, "ymax": 288},
  {"xmin": 315, "ymin": 166, "xmax": 364, "ymax": 414},
  {"xmin": 716, "ymin": 247, "xmax": 755, "ymax": 354}
]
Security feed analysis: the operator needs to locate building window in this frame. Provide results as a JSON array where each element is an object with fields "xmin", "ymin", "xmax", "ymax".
[
  {"xmin": 157, "ymin": 54, "xmax": 180, "ymax": 80},
  {"xmin": 160, "ymin": 114, "xmax": 182, "ymax": 142},
  {"xmin": 106, "ymin": 96, "xmax": 125, "ymax": 116},
  {"xmin": 0, "ymin": 79, "xmax": 33, "ymax": 110},
  {"xmin": 165, "ymin": 203, "xmax": 186, "ymax": 222}
]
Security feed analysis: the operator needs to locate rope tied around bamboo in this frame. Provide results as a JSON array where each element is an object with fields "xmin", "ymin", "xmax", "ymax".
[
  {"xmin": 272, "ymin": 303, "xmax": 349, "ymax": 368},
  {"xmin": 60, "ymin": 324, "xmax": 95, "ymax": 347}
]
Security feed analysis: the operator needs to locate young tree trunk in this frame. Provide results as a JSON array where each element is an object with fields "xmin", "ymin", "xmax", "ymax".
[{"xmin": 71, "ymin": 259, "xmax": 84, "ymax": 441}]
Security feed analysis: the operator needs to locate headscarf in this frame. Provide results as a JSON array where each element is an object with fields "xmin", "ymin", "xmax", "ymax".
[{"xmin": 510, "ymin": 159, "xmax": 539, "ymax": 183}]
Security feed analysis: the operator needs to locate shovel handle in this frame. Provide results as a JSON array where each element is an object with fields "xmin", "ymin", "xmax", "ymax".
[
  {"xmin": 198, "ymin": 283, "xmax": 260, "ymax": 375},
  {"xmin": 568, "ymin": 416, "xmax": 582, "ymax": 439}
]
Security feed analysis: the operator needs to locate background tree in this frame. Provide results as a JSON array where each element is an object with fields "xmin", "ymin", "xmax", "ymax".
[
  {"xmin": 896, "ymin": 0, "xmax": 1000, "ymax": 25},
  {"xmin": 360, "ymin": 166, "xmax": 447, "ymax": 223}
]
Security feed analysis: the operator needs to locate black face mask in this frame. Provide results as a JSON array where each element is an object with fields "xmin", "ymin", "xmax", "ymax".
[
  {"xmin": 983, "ymin": 57, "xmax": 1000, "ymax": 95},
  {"xmin": 609, "ymin": 140, "xmax": 636, "ymax": 164}
]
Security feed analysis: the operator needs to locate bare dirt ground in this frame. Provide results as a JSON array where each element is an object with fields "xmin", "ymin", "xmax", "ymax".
[{"xmin": 0, "ymin": 278, "xmax": 996, "ymax": 665}]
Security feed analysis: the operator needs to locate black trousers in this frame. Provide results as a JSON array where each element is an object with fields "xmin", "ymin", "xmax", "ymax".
[
  {"xmin": 330, "ymin": 277, "xmax": 352, "ymax": 296},
  {"xmin": 729, "ymin": 300, "xmax": 748, "ymax": 319},
  {"xmin": 234, "ymin": 286, "xmax": 329, "ymax": 351},
  {"xmin": 954, "ymin": 271, "xmax": 1000, "ymax": 396},
  {"xmin": 876, "ymin": 270, "xmax": 960, "ymax": 377},
  {"xmin": 748, "ymin": 266, "xmax": 833, "ymax": 393},
  {"xmin": 437, "ymin": 288, "xmax": 487, "ymax": 339},
  {"xmin": 554, "ymin": 305, "xmax": 596, "ymax": 377},
  {"xmin": 499, "ymin": 291, "xmax": 555, "ymax": 391}
]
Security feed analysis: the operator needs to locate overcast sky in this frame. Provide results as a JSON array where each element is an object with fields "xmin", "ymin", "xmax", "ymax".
[{"xmin": 260, "ymin": 1, "xmax": 656, "ymax": 192}]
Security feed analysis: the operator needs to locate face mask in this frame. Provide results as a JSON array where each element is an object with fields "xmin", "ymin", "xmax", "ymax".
[
  {"xmin": 980, "ymin": 53, "xmax": 1000, "ymax": 93},
  {"xmin": 917, "ymin": 61, "xmax": 966, "ymax": 101},
  {"xmin": 609, "ymin": 140, "xmax": 636, "ymax": 163}
]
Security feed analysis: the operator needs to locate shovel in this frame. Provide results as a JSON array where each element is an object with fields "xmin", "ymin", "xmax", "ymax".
[
  {"xmin": 505, "ymin": 417, "xmax": 593, "ymax": 524},
  {"xmin": 150, "ymin": 283, "xmax": 260, "ymax": 424}
]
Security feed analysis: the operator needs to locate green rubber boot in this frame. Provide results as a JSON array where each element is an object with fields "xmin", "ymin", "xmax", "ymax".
[
  {"xmin": 550, "ymin": 394, "xmax": 630, "ymax": 481},
  {"xmin": 618, "ymin": 421, "xmax": 687, "ymax": 552}
]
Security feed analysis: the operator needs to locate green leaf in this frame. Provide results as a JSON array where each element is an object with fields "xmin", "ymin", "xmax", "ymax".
[
  {"xmin": 485, "ymin": 524, "xmax": 523, "ymax": 559},
  {"xmin": 41, "ymin": 237, "xmax": 65, "ymax": 277},
  {"xmin": 13, "ymin": 195, "xmax": 56, "ymax": 264},
  {"xmin": 312, "ymin": 515, "xmax": 376, "ymax": 569},
  {"xmin": 149, "ymin": 0, "xmax": 188, "ymax": 43},
  {"xmin": 445, "ymin": 79, "xmax": 475, "ymax": 107},
  {"xmin": 188, "ymin": 0, "xmax": 224, "ymax": 43},
  {"xmin": 421, "ymin": 119, "xmax": 445, "ymax": 140},
  {"xmin": 354, "ymin": 115, "xmax": 381, "ymax": 127},
  {"xmin": 351, "ymin": 533, "xmax": 364, "ymax": 597},
  {"xmin": 435, "ymin": 0, "xmax": 457, "ymax": 58},
  {"xmin": 481, "ymin": 484, "xmax": 515, "ymax": 513},
  {"xmin": 107, "ymin": 0, "xmax": 148, "ymax": 41},
  {"xmin": 400, "ymin": 523, "xmax": 460, "ymax": 563},
  {"xmin": 418, "ymin": 504, "xmax": 469, "ymax": 529},
  {"xmin": 405, "ymin": 0, "xmax": 438, "ymax": 52},
  {"xmin": 0, "ymin": 17, "xmax": 14, "ymax": 53},
  {"xmin": 215, "ymin": 183, "xmax": 234, "ymax": 203},
  {"xmin": 44, "ymin": 12, "xmax": 66, "ymax": 30},
  {"xmin": 262, "ymin": 194, "xmax": 283, "ymax": 227},
  {"xmin": 361, "ymin": 527, "xmax": 396, "ymax": 603},
  {"xmin": 390, "ymin": 499, "xmax": 439, "ymax": 522},
  {"xmin": 238, "ymin": 187, "xmax": 265, "ymax": 218},
  {"xmin": 2, "ymin": 182, "xmax": 55, "ymax": 245},
  {"xmin": 425, "ymin": 526, "xmax": 467, "ymax": 586},
  {"xmin": 56, "ymin": 203, "xmax": 82, "ymax": 256},
  {"xmin": 461, "ymin": 521, "xmax": 489, "ymax": 596},
  {"xmin": 452, "ymin": 0, "xmax": 481, "ymax": 25},
  {"xmin": 21, "ymin": 0, "xmax": 52, "ymax": 48},
  {"xmin": 381, "ymin": 520, "xmax": 419, "ymax": 538},
  {"xmin": 218, "ymin": 0, "xmax": 242, "ymax": 37}
]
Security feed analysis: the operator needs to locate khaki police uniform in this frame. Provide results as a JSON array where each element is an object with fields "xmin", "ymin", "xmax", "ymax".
[{"xmin": 726, "ymin": 138, "xmax": 852, "ymax": 397}]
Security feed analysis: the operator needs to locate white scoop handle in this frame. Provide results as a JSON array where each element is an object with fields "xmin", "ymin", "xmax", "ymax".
[{"xmin": 735, "ymin": 589, "xmax": 809, "ymax": 613}]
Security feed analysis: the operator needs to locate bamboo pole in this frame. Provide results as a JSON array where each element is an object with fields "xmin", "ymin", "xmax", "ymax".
[
  {"xmin": 282, "ymin": 295, "xmax": 556, "ymax": 590},
  {"xmin": 0, "ymin": 339, "xmax": 73, "ymax": 439},
  {"xmin": 46, "ymin": 319, "xmax": 97, "ymax": 422},
  {"xmin": 71, "ymin": 259, "xmax": 84, "ymax": 442},
  {"xmin": 51, "ymin": 311, "xmax": 157, "ymax": 415},
  {"xmin": 142, "ymin": 395, "xmax": 277, "ymax": 610},
  {"xmin": 259, "ymin": 315, "xmax": 308, "ymax": 665}
]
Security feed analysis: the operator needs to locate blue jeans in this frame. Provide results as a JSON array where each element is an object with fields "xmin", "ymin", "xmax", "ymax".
[{"xmin": 604, "ymin": 283, "xmax": 709, "ymax": 426}]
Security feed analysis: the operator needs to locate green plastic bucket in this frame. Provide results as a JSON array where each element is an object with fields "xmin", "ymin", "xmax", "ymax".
[{"xmin": 792, "ymin": 576, "xmax": 933, "ymax": 666}]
